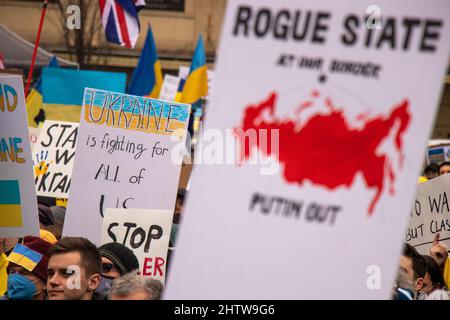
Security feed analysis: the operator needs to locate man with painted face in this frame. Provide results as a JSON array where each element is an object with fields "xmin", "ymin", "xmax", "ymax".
[{"xmin": 4, "ymin": 236, "xmax": 52, "ymax": 300}]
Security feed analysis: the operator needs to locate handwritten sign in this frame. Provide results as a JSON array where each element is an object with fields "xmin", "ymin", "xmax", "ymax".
[
  {"xmin": 63, "ymin": 88, "xmax": 190, "ymax": 244},
  {"xmin": 100, "ymin": 208, "xmax": 173, "ymax": 284},
  {"xmin": 33, "ymin": 120, "xmax": 79, "ymax": 198},
  {"xmin": 406, "ymin": 174, "xmax": 450, "ymax": 254},
  {"xmin": 0, "ymin": 75, "xmax": 39, "ymax": 237},
  {"xmin": 165, "ymin": 0, "xmax": 450, "ymax": 299}
]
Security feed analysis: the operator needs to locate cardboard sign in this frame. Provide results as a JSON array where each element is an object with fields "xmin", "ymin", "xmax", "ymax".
[
  {"xmin": 159, "ymin": 74, "xmax": 181, "ymax": 102},
  {"xmin": 33, "ymin": 121, "xmax": 79, "ymax": 198},
  {"xmin": 28, "ymin": 127, "xmax": 41, "ymax": 152},
  {"xmin": 100, "ymin": 208, "xmax": 173, "ymax": 283},
  {"xmin": 63, "ymin": 88, "xmax": 190, "ymax": 244},
  {"xmin": 165, "ymin": 0, "xmax": 450, "ymax": 299},
  {"xmin": 406, "ymin": 174, "xmax": 450, "ymax": 254},
  {"xmin": 0, "ymin": 75, "xmax": 39, "ymax": 237}
]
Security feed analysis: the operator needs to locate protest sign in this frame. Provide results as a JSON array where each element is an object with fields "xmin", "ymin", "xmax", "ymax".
[
  {"xmin": 33, "ymin": 120, "xmax": 79, "ymax": 198},
  {"xmin": 406, "ymin": 174, "xmax": 450, "ymax": 254},
  {"xmin": 165, "ymin": 0, "xmax": 450, "ymax": 299},
  {"xmin": 63, "ymin": 88, "xmax": 190, "ymax": 244},
  {"xmin": 100, "ymin": 208, "xmax": 173, "ymax": 283},
  {"xmin": 28, "ymin": 127, "xmax": 41, "ymax": 151},
  {"xmin": 0, "ymin": 75, "xmax": 39, "ymax": 237},
  {"xmin": 159, "ymin": 74, "xmax": 181, "ymax": 102}
]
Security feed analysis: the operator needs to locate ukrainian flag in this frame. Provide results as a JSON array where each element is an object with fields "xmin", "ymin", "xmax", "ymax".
[
  {"xmin": 176, "ymin": 34, "xmax": 208, "ymax": 104},
  {"xmin": 127, "ymin": 25, "xmax": 163, "ymax": 98},
  {"xmin": 7, "ymin": 243, "xmax": 42, "ymax": 272},
  {"xmin": 0, "ymin": 180, "xmax": 23, "ymax": 227},
  {"xmin": 26, "ymin": 57, "xmax": 59, "ymax": 127}
]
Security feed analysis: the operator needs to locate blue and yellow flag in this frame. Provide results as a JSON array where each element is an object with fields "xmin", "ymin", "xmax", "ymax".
[
  {"xmin": 26, "ymin": 57, "xmax": 59, "ymax": 127},
  {"xmin": 7, "ymin": 243, "xmax": 42, "ymax": 272},
  {"xmin": 41, "ymin": 68, "xmax": 127, "ymax": 123},
  {"xmin": 127, "ymin": 25, "xmax": 163, "ymax": 98},
  {"xmin": 176, "ymin": 34, "xmax": 208, "ymax": 104},
  {"xmin": 0, "ymin": 180, "xmax": 23, "ymax": 227}
]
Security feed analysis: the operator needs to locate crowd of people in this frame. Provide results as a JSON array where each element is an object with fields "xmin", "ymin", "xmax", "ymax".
[
  {"xmin": 0, "ymin": 188, "xmax": 187, "ymax": 300},
  {"xmin": 0, "ymin": 160, "xmax": 449, "ymax": 300}
]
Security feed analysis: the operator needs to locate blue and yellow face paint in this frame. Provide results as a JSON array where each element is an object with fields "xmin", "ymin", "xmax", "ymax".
[
  {"xmin": 7, "ymin": 243, "xmax": 43, "ymax": 272},
  {"xmin": 0, "ymin": 180, "xmax": 23, "ymax": 227}
]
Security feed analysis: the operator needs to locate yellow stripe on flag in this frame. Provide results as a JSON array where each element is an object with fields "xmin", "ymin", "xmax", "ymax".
[
  {"xmin": 0, "ymin": 204, "xmax": 23, "ymax": 227},
  {"xmin": 180, "ymin": 65, "xmax": 208, "ymax": 104},
  {"xmin": 7, "ymin": 252, "xmax": 38, "ymax": 271}
]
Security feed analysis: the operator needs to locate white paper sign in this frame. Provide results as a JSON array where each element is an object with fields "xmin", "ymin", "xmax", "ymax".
[
  {"xmin": 28, "ymin": 127, "xmax": 41, "ymax": 152},
  {"xmin": 159, "ymin": 74, "xmax": 181, "ymax": 102},
  {"xmin": 0, "ymin": 75, "xmax": 39, "ymax": 237},
  {"xmin": 63, "ymin": 88, "xmax": 190, "ymax": 244},
  {"xmin": 165, "ymin": 0, "xmax": 450, "ymax": 299},
  {"xmin": 33, "ymin": 120, "xmax": 79, "ymax": 198},
  {"xmin": 406, "ymin": 174, "xmax": 450, "ymax": 254},
  {"xmin": 100, "ymin": 208, "xmax": 173, "ymax": 283}
]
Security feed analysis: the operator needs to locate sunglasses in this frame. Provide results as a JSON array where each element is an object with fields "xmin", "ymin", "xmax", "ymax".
[{"xmin": 102, "ymin": 263, "xmax": 115, "ymax": 273}]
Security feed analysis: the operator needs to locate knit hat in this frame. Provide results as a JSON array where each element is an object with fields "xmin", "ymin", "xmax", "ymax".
[
  {"xmin": 7, "ymin": 236, "xmax": 52, "ymax": 282},
  {"xmin": 98, "ymin": 242, "xmax": 139, "ymax": 275}
]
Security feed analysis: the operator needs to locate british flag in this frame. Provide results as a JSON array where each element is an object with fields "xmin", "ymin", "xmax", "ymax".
[{"xmin": 99, "ymin": 0, "xmax": 146, "ymax": 49}]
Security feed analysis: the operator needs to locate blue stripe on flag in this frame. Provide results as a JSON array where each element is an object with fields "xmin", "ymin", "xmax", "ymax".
[{"xmin": 12, "ymin": 243, "xmax": 43, "ymax": 264}]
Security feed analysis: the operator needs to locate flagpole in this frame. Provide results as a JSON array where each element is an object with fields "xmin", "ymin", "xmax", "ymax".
[{"xmin": 25, "ymin": 0, "xmax": 49, "ymax": 97}]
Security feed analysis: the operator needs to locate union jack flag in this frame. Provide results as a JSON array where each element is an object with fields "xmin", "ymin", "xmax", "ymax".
[{"xmin": 99, "ymin": 0, "xmax": 146, "ymax": 49}]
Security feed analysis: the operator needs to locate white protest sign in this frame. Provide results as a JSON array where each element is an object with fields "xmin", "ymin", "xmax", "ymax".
[
  {"xmin": 406, "ymin": 174, "xmax": 450, "ymax": 254},
  {"xmin": 63, "ymin": 88, "xmax": 190, "ymax": 244},
  {"xmin": 159, "ymin": 74, "xmax": 181, "ymax": 102},
  {"xmin": 33, "ymin": 120, "xmax": 79, "ymax": 198},
  {"xmin": 28, "ymin": 127, "xmax": 41, "ymax": 152},
  {"xmin": 0, "ymin": 75, "xmax": 39, "ymax": 237},
  {"xmin": 100, "ymin": 208, "xmax": 173, "ymax": 283},
  {"xmin": 165, "ymin": 0, "xmax": 450, "ymax": 299}
]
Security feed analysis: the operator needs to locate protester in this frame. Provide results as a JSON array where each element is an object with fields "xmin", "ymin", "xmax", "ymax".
[
  {"xmin": 96, "ymin": 242, "xmax": 140, "ymax": 298},
  {"xmin": 0, "ymin": 238, "xmax": 18, "ymax": 296},
  {"xmin": 399, "ymin": 243, "xmax": 427, "ymax": 299},
  {"xmin": 109, "ymin": 270, "xmax": 163, "ymax": 300},
  {"xmin": 418, "ymin": 255, "xmax": 449, "ymax": 300},
  {"xmin": 439, "ymin": 161, "xmax": 450, "ymax": 175},
  {"xmin": 4, "ymin": 236, "xmax": 52, "ymax": 300},
  {"xmin": 38, "ymin": 203, "xmax": 62, "ymax": 240},
  {"xmin": 46, "ymin": 237, "xmax": 101, "ymax": 300}
]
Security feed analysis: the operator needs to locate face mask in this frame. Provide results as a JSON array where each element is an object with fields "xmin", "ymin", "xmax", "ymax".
[
  {"xmin": 7, "ymin": 273, "xmax": 39, "ymax": 300},
  {"xmin": 95, "ymin": 275, "xmax": 114, "ymax": 297}
]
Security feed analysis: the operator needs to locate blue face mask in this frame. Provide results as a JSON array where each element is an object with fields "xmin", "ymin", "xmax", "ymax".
[
  {"xmin": 7, "ymin": 273, "xmax": 38, "ymax": 300},
  {"xmin": 95, "ymin": 275, "xmax": 114, "ymax": 298}
]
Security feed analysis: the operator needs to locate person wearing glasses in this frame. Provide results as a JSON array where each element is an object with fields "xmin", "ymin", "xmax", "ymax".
[{"xmin": 96, "ymin": 242, "xmax": 139, "ymax": 298}]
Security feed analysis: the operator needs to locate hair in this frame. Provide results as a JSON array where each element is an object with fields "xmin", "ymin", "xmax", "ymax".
[
  {"xmin": 424, "ymin": 163, "xmax": 439, "ymax": 175},
  {"xmin": 403, "ymin": 243, "xmax": 427, "ymax": 280},
  {"xmin": 439, "ymin": 161, "xmax": 450, "ymax": 174},
  {"xmin": 48, "ymin": 237, "xmax": 101, "ymax": 276},
  {"xmin": 423, "ymin": 255, "xmax": 447, "ymax": 290},
  {"xmin": 109, "ymin": 271, "xmax": 164, "ymax": 300}
]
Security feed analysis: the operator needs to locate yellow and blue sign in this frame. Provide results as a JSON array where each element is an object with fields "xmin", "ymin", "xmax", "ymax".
[{"xmin": 0, "ymin": 180, "xmax": 23, "ymax": 227}]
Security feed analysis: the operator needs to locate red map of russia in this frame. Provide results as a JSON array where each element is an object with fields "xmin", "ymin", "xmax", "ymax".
[{"xmin": 235, "ymin": 91, "xmax": 411, "ymax": 216}]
